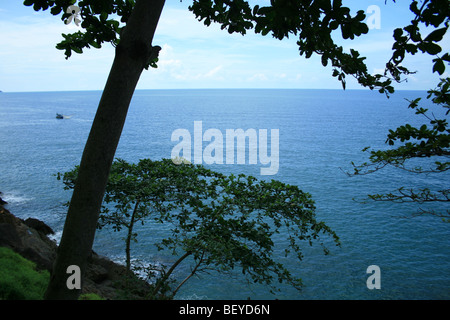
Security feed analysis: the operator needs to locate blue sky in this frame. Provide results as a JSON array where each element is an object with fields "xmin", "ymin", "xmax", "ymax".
[{"xmin": 0, "ymin": 0, "xmax": 447, "ymax": 92}]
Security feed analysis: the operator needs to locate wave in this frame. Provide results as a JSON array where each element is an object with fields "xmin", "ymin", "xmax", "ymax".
[
  {"xmin": 48, "ymin": 230, "xmax": 62, "ymax": 244},
  {"xmin": 178, "ymin": 293, "xmax": 209, "ymax": 300},
  {"xmin": 1, "ymin": 191, "xmax": 34, "ymax": 205}
]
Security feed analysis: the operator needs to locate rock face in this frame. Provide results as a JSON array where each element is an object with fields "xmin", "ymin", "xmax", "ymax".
[
  {"xmin": 0, "ymin": 205, "xmax": 151, "ymax": 299},
  {"xmin": 0, "ymin": 192, "xmax": 7, "ymax": 206},
  {"xmin": 0, "ymin": 206, "xmax": 56, "ymax": 272}
]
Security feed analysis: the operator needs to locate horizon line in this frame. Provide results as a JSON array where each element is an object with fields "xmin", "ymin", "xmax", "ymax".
[{"xmin": 0, "ymin": 87, "xmax": 428, "ymax": 94}]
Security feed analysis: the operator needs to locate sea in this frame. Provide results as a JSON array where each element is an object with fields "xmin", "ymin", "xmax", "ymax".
[{"xmin": 0, "ymin": 88, "xmax": 449, "ymax": 300}]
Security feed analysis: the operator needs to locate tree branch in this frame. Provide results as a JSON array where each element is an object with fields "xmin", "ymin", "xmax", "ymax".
[
  {"xmin": 172, "ymin": 251, "xmax": 205, "ymax": 296},
  {"xmin": 151, "ymin": 251, "xmax": 192, "ymax": 297}
]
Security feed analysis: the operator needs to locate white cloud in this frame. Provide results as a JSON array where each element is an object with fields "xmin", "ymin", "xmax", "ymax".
[
  {"xmin": 158, "ymin": 44, "xmax": 182, "ymax": 68},
  {"xmin": 204, "ymin": 65, "xmax": 223, "ymax": 78},
  {"xmin": 248, "ymin": 73, "xmax": 268, "ymax": 82},
  {"xmin": 0, "ymin": 12, "xmax": 115, "ymax": 92},
  {"xmin": 1, "ymin": 1, "xmax": 439, "ymax": 91}
]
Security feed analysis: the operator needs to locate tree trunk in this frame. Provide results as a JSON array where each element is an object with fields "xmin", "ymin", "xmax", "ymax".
[
  {"xmin": 152, "ymin": 251, "xmax": 192, "ymax": 298},
  {"xmin": 126, "ymin": 200, "xmax": 141, "ymax": 273},
  {"xmin": 45, "ymin": 0, "xmax": 166, "ymax": 300}
]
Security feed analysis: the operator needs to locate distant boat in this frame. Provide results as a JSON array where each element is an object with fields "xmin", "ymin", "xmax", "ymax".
[{"xmin": 56, "ymin": 113, "xmax": 73, "ymax": 119}]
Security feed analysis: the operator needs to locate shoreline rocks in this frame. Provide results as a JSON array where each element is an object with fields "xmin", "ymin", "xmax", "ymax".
[
  {"xmin": 0, "ymin": 205, "xmax": 151, "ymax": 300},
  {"xmin": 0, "ymin": 192, "xmax": 8, "ymax": 206}
]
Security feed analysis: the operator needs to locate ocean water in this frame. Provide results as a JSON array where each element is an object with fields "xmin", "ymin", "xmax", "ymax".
[{"xmin": 0, "ymin": 89, "xmax": 449, "ymax": 300}]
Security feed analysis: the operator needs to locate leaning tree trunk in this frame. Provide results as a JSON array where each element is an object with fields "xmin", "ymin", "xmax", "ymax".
[{"xmin": 45, "ymin": 0, "xmax": 166, "ymax": 300}]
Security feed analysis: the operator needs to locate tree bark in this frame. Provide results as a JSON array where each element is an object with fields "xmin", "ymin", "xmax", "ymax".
[
  {"xmin": 126, "ymin": 200, "xmax": 141, "ymax": 273},
  {"xmin": 152, "ymin": 251, "xmax": 192, "ymax": 298},
  {"xmin": 45, "ymin": 0, "xmax": 166, "ymax": 300}
]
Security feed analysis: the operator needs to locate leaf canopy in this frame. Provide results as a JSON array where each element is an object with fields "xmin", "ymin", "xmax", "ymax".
[{"xmin": 59, "ymin": 158, "xmax": 340, "ymax": 293}]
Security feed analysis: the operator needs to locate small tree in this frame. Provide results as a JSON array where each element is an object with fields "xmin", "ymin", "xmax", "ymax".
[{"xmin": 59, "ymin": 158, "xmax": 340, "ymax": 298}]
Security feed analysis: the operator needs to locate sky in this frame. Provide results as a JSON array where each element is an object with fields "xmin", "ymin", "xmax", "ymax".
[{"xmin": 0, "ymin": 0, "xmax": 448, "ymax": 92}]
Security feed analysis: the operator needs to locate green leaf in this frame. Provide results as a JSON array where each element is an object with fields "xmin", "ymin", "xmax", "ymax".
[
  {"xmin": 442, "ymin": 53, "xmax": 450, "ymax": 62},
  {"xmin": 420, "ymin": 42, "xmax": 442, "ymax": 55},
  {"xmin": 393, "ymin": 28, "xmax": 403, "ymax": 39},
  {"xmin": 424, "ymin": 27, "xmax": 447, "ymax": 42},
  {"xmin": 50, "ymin": 6, "xmax": 62, "ymax": 15},
  {"xmin": 329, "ymin": 20, "xmax": 339, "ymax": 30},
  {"xmin": 432, "ymin": 58, "xmax": 445, "ymax": 75}
]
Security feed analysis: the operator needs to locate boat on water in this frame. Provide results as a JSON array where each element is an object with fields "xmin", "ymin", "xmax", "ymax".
[{"xmin": 56, "ymin": 113, "xmax": 73, "ymax": 119}]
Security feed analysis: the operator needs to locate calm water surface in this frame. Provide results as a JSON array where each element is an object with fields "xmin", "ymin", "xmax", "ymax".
[{"xmin": 0, "ymin": 89, "xmax": 449, "ymax": 299}]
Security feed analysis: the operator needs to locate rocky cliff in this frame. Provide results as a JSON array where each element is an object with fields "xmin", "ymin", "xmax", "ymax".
[{"xmin": 0, "ymin": 204, "xmax": 151, "ymax": 299}]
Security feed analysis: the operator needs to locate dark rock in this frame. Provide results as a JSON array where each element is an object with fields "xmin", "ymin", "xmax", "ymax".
[
  {"xmin": 0, "ymin": 207, "xmax": 152, "ymax": 299},
  {"xmin": 0, "ymin": 192, "xmax": 7, "ymax": 206},
  {"xmin": 0, "ymin": 223, "xmax": 22, "ymax": 250},
  {"xmin": 86, "ymin": 256, "xmax": 109, "ymax": 283},
  {"xmin": 0, "ymin": 207, "xmax": 56, "ymax": 271},
  {"xmin": 23, "ymin": 217, "xmax": 55, "ymax": 235}
]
